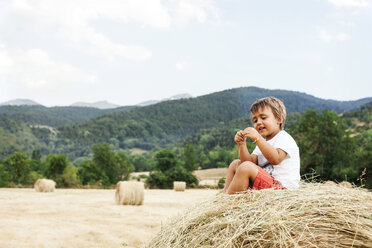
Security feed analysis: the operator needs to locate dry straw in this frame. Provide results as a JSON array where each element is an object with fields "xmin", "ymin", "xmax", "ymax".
[
  {"xmin": 115, "ymin": 181, "xmax": 144, "ymax": 205},
  {"xmin": 34, "ymin": 179, "xmax": 56, "ymax": 192},
  {"xmin": 173, "ymin": 181, "xmax": 186, "ymax": 192},
  {"xmin": 148, "ymin": 182, "xmax": 372, "ymax": 247}
]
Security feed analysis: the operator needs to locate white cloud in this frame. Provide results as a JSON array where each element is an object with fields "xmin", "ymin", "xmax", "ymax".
[
  {"xmin": 326, "ymin": 66, "xmax": 335, "ymax": 75},
  {"xmin": 175, "ymin": 59, "xmax": 203, "ymax": 71},
  {"xmin": 169, "ymin": 0, "xmax": 219, "ymax": 26},
  {"xmin": 318, "ymin": 29, "xmax": 351, "ymax": 43},
  {"xmin": 11, "ymin": 0, "xmax": 219, "ymax": 60},
  {"xmin": 340, "ymin": 20, "xmax": 356, "ymax": 27},
  {"xmin": 0, "ymin": 45, "xmax": 95, "ymax": 90},
  {"xmin": 327, "ymin": 0, "xmax": 369, "ymax": 8}
]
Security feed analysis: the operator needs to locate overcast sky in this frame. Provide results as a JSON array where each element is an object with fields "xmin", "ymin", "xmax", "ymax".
[{"xmin": 1, "ymin": 0, "xmax": 371, "ymax": 107}]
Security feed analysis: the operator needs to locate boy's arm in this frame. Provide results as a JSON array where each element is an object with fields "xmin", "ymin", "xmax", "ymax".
[
  {"xmin": 255, "ymin": 138, "xmax": 287, "ymax": 165},
  {"xmin": 238, "ymin": 143, "xmax": 258, "ymax": 164},
  {"xmin": 244, "ymin": 128, "xmax": 286, "ymax": 165},
  {"xmin": 235, "ymin": 130, "xmax": 258, "ymax": 164}
]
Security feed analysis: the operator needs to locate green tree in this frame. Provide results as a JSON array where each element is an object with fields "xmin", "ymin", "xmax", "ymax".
[
  {"xmin": 62, "ymin": 165, "xmax": 81, "ymax": 187},
  {"xmin": 354, "ymin": 130, "xmax": 372, "ymax": 188},
  {"xmin": 291, "ymin": 109, "xmax": 357, "ymax": 181},
  {"xmin": 184, "ymin": 144, "xmax": 197, "ymax": 171},
  {"xmin": 44, "ymin": 154, "xmax": 69, "ymax": 183},
  {"xmin": 24, "ymin": 171, "xmax": 43, "ymax": 185},
  {"xmin": 92, "ymin": 143, "xmax": 118, "ymax": 184},
  {"xmin": 6, "ymin": 152, "xmax": 30, "ymax": 184},
  {"xmin": 166, "ymin": 166, "xmax": 198, "ymax": 187},
  {"xmin": 0, "ymin": 163, "xmax": 10, "ymax": 187},
  {"xmin": 155, "ymin": 149, "xmax": 178, "ymax": 172},
  {"xmin": 31, "ymin": 149, "xmax": 42, "ymax": 161},
  {"xmin": 147, "ymin": 149, "xmax": 198, "ymax": 189},
  {"xmin": 115, "ymin": 151, "xmax": 134, "ymax": 180},
  {"xmin": 78, "ymin": 160, "xmax": 104, "ymax": 185},
  {"xmin": 146, "ymin": 170, "xmax": 168, "ymax": 189},
  {"xmin": 129, "ymin": 154, "xmax": 154, "ymax": 172}
]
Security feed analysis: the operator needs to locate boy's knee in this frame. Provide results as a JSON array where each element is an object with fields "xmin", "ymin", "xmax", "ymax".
[
  {"xmin": 228, "ymin": 159, "xmax": 241, "ymax": 170},
  {"xmin": 236, "ymin": 162, "xmax": 257, "ymax": 176}
]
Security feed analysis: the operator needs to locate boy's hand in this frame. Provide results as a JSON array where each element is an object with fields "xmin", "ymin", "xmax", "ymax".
[
  {"xmin": 234, "ymin": 130, "xmax": 246, "ymax": 145},
  {"xmin": 243, "ymin": 127, "xmax": 260, "ymax": 142}
]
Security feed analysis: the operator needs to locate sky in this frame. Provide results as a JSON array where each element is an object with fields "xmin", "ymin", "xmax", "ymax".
[{"xmin": 0, "ymin": 0, "xmax": 371, "ymax": 107}]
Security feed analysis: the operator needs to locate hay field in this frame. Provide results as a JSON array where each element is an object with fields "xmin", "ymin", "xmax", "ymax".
[{"xmin": 0, "ymin": 188, "xmax": 218, "ymax": 248}]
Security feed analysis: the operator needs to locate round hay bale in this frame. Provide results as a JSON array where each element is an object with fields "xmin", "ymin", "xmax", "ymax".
[
  {"xmin": 148, "ymin": 183, "xmax": 372, "ymax": 247},
  {"xmin": 339, "ymin": 181, "xmax": 353, "ymax": 188},
  {"xmin": 115, "ymin": 181, "xmax": 144, "ymax": 205},
  {"xmin": 323, "ymin": 180, "xmax": 337, "ymax": 186},
  {"xmin": 34, "ymin": 179, "xmax": 56, "ymax": 192},
  {"xmin": 173, "ymin": 181, "xmax": 186, "ymax": 192}
]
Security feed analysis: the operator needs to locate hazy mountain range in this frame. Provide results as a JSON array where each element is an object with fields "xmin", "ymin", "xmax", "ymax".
[{"xmin": 1, "ymin": 93, "xmax": 193, "ymax": 109}]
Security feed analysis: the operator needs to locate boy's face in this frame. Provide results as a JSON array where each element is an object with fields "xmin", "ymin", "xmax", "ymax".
[{"xmin": 251, "ymin": 106, "xmax": 281, "ymax": 140}]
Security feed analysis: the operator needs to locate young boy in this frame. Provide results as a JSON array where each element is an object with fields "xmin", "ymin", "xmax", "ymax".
[{"xmin": 223, "ymin": 97, "xmax": 300, "ymax": 194}]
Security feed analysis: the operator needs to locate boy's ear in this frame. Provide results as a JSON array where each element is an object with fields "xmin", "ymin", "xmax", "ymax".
[{"xmin": 277, "ymin": 115, "xmax": 284, "ymax": 125}]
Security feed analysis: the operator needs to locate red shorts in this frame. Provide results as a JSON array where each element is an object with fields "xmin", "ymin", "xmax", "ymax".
[{"xmin": 252, "ymin": 166, "xmax": 285, "ymax": 190}]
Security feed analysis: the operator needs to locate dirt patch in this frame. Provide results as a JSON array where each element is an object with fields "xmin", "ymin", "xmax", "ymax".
[{"xmin": 193, "ymin": 168, "xmax": 228, "ymax": 180}]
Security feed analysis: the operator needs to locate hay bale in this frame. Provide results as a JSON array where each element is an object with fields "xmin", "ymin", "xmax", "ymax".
[
  {"xmin": 148, "ymin": 183, "xmax": 372, "ymax": 247},
  {"xmin": 323, "ymin": 180, "xmax": 337, "ymax": 186},
  {"xmin": 115, "ymin": 181, "xmax": 144, "ymax": 205},
  {"xmin": 339, "ymin": 181, "xmax": 353, "ymax": 188},
  {"xmin": 34, "ymin": 179, "xmax": 56, "ymax": 192},
  {"xmin": 173, "ymin": 181, "xmax": 186, "ymax": 192}
]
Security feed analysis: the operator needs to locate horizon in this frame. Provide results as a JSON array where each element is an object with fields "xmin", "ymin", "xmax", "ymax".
[
  {"xmin": 1, "ymin": 86, "xmax": 371, "ymax": 107},
  {"xmin": 1, "ymin": 0, "xmax": 372, "ymax": 106}
]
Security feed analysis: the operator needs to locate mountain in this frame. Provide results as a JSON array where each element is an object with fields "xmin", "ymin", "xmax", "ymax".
[
  {"xmin": 55, "ymin": 87, "xmax": 371, "ymax": 158},
  {"xmin": 1, "ymin": 86, "xmax": 371, "ymax": 159},
  {"xmin": 0, "ymin": 99, "xmax": 42, "ymax": 106},
  {"xmin": 70, "ymin": 100, "xmax": 120, "ymax": 109},
  {"xmin": 137, "ymin": 93, "xmax": 192, "ymax": 106},
  {"xmin": 0, "ymin": 115, "xmax": 47, "ymax": 157},
  {"xmin": 0, "ymin": 105, "xmax": 136, "ymax": 127}
]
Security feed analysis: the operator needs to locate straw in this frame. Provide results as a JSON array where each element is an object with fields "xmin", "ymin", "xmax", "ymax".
[{"xmin": 148, "ymin": 182, "xmax": 372, "ymax": 248}]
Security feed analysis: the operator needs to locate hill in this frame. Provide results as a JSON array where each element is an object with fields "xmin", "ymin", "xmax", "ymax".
[
  {"xmin": 0, "ymin": 105, "xmax": 136, "ymax": 127},
  {"xmin": 55, "ymin": 87, "xmax": 371, "ymax": 159},
  {"xmin": 0, "ymin": 99, "xmax": 41, "ymax": 106},
  {"xmin": 70, "ymin": 100, "xmax": 120, "ymax": 109},
  {"xmin": 0, "ymin": 87, "xmax": 370, "ymax": 160},
  {"xmin": 137, "ymin": 93, "xmax": 193, "ymax": 106},
  {"xmin": 0, "ymin": 115, "xmax": 47, "ymax": 157}
]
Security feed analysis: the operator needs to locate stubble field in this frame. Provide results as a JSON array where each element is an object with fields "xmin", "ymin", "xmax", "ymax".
[{"xmin": 0, "ymin": 188, "xmax": 219, "ymax": 248}]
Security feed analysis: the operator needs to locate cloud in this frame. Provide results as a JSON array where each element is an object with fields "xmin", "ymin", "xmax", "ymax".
[
  {"xmin": 340, "ymin": 20, "xmax": 356, "ymax": 27},
  {"xmin": 318, "ymin": 29, "xmax": 351, "ymax": 43},
  {"xmin": 169, "ymin": 0, "xmax": 219, "ymax": 26},
  {"xmin": 175, "ymin": 59, "xmax": 203, "ymax": 71},
  {"xmin": 10, "ymin": 0, "xmax": 219, "ymax": 60},
  {"xmin": 327, "ymin": 0, "xmax": 369, "ymax": 8},
  {"xmin": 0, "ymin": 44, "xmax": 95, "ymax": 90}
]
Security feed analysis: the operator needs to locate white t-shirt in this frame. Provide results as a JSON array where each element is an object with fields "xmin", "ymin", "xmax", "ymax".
[{"xmin": 252, "ymin": 130, "xmax": 300, "ymax": 189}]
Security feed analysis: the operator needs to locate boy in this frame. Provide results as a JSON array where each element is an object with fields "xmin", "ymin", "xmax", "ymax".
[{"xmin": 223, "ymin": 97, "xmax": 300, "ymax": 194}]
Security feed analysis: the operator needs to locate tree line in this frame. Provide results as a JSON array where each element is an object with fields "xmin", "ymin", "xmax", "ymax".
[{"xmin": 0, "ymin": 106, "xmax": 371, "ymax": 189}]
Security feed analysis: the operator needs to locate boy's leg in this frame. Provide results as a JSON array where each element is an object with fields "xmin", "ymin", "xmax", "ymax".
[
  {"xmin": 223, "ymin": 159, "xmax": 241, "ymax": 193},
  {"xmin": 227, "ymin": 161, "xmax": 258, "ymax": 194}
]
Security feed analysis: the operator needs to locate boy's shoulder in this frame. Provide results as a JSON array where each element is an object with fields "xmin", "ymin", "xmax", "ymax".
[{"xmin": 274, "ymin": 130, "xmax": 297, "ymax": 144}]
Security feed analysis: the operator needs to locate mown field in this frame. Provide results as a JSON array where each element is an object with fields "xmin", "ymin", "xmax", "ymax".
[{"xmin": 0, "ymin": 188, "xmax": 219, "ymax": 248}]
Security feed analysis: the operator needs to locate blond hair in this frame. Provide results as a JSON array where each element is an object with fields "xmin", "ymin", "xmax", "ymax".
[{"xmin": 250, "ymin": 97, "xmax": 286, "ymax": 130}]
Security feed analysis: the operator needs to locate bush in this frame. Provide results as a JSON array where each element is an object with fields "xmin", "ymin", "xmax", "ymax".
[
  {"xmin": 147, "ymin": 170, "xmax": 169, "ymax": 189},
  {"xmin": 218, "ymin": 177, "xmax": 226, "ymax": 189},
  {"xmin": 0, "ymin": 164, "xmax": 10, "ymax": 187},
  {"xmin": 166, "ymin": 166, "xmax": 198, "ymax": 187},
  {"xmin": 62, "ymin": 165, "xmax": 81, "ymax": 187},
  {"xmin": 24, "ymin": 171, "xmax": 43, "ymax": 185}
]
